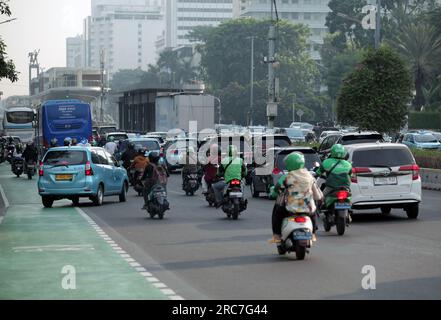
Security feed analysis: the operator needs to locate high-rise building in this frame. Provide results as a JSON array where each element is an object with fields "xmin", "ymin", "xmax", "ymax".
[
  {"xmin": 66, "ymin": 35, "xmax": 84, "ymax": 68},
  {"xmin": 81, "ymin": 0, "xmax": 166, "ymax": 79},
  {"xmin": 163, "ymin": 0, "xmax": 234, "ymax": 49},
  {"xmin": 237, "ymin": 0, "xmax": 331, "ymax": 60}
]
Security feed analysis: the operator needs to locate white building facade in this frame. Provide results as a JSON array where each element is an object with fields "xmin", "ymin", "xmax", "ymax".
[
  {"xmin": 81, "ymin": 0, "xmax": 166, "ymax": 79},
  {"xmin": 237, "ymin": 0, "xmax": 330, "ymax": 60},
  {"xmin": 66, "ymin": 35, "xmax": 84, "ymax": 68},
  {"xmin": 163, "ymin": 0, "xmax": 234, "ymax": 49}
]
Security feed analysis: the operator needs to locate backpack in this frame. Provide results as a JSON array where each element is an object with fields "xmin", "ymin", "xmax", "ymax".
[{"xmin": 151, "ymin": 163, "xmax": 168, "ymax": 185}]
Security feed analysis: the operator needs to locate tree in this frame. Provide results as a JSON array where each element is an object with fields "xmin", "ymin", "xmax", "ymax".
[
  {"xmin": 337, "ymin": 46, "xmax": 412, "ymax": 133},
  {"xmin": 188, "ymin": 18, "xmax": 320, "ymax": 126},
  {"xmin": 0, "ymin": 0, "xmax": 18, "ymax": 82}
]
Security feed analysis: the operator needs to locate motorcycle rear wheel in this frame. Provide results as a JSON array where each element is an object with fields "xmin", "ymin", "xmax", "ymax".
[
  {"xmin": 295, "ymin": 244, "xmax": 306, "ymax": 260},
  {"xmin": 336, "ymin": 215, "xmax": 346, "ymax": 236}
]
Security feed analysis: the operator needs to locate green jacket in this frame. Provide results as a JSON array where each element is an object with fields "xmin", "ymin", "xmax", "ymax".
[
  {"xmin": 316, "ymin": 157, "xmax": 352, "ymax": 189},
  {"xmin": 218, "ymin": 156, "xmax": 247, "ymax": 183}
]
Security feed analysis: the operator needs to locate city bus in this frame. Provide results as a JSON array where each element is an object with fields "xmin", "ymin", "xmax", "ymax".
[
  {"xmin": 2, "ymin": 107, "xmax": 35, "ymax": 142},
  {"xmin": 36, "ymin": 100, "xmax": 93, "ymax": 150}
]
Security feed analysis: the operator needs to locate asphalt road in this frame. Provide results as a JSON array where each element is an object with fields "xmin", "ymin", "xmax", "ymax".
[{"xmin": 79, "ymin": 173, "xmax": 441, "ymax": 300}]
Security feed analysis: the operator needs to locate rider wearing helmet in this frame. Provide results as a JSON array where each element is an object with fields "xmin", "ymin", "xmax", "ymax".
[
  {"xmin": 121, "ymin": 142, "xmax": 137, "ymax": 170},
  {"xmin": 64, "ymin": 137, "xmax": 72, "ymax": 146},
  {"xmin": 269, "ymin": 152, "xmax": 323, "ymax": 244},
  {"xmin": 141, "ymin": 152, "xmax": 169, "ymax": 210},
  {"xmin": 22, "ymin": 141, "xmax": 39, "ymax": 163},
  {"xmin": 104, "ymin": 136, "xmax": 117, "ymax": 155},
  {"xmin": 202, "ymin": 144, "xmax": 222, "ymax": 194},
  {"xmin": 212, "ymin": 145, "xmax": 247, "ymax": 208},
  {"xmin": 50, "ymin": 138, "xmax": 58, "ymax": 148},
  {"xmin": 315, "ymin": 144, "xmax": 352, "ymax": 201}
]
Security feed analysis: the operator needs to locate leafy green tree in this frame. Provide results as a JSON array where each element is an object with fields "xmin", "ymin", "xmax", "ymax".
[
  {"xmin": 0, "ymin": 0, "xmax": 18, "ymax": 82},
  {"xmin": 337, "ymin": 46, "xmax": 412, "ymax": 133}
]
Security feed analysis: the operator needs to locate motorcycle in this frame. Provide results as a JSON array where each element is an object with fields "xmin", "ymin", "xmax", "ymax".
[
  {"xmin": 183, "ymin": 173, "xmax": 200, "ymax": 196},
  {"xmin": 133, "ymin": 170, "xmax": 144, "ymax": 196},
  {"xmin": 128, "ymin": 160, "xmax": 136, "ymax": 186},
  {"xmin": 277, "ymin": 213, "xmax": 314, "ymax": 260},
  {"xmin": 145, "ymin": 184, "xmax": 170, "ymax": 220},
  {"xmin": 221, "ymin": 179, "xmax": 248, "ymax": 220},
  {"xmin": 11, "ymin": 156, "xmax": 24, "ymax": 178},
  {"xmin": 26, "ymin": 160, "xmax": 36, "ymax": 180},
  {"xmin": 204, "ymin": 182, "xmax": 216, "ymax": 207},
  {"xmin": 322, "ymin": 187, "xmax": 352, "ymax": 236}
]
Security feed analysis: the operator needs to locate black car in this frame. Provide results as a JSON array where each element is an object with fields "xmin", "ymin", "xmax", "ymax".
[
  {"xmin": 317, "ymin": 131, "xmax": 384, "ymax": 161},
  {"xmin": 250, "ymin": 147, "xmax": 321, "ymax": 198}
]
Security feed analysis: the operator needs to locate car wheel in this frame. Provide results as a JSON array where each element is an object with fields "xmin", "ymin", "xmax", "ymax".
[
  {"xmin": 42, "ymin": 196, "xmax": 54, "ymax": 208},
  {"xmin": 119, "ymin": 182, "xmax": 128, "ymax": 203},
  {"xmin": 381, "ymin": 206, "xmax": 391, "ymax": 215},
  {"xmin": 92, "ymin": 185, "xmax": 104, "ymax": 206},
  {"xmin": 72, "ymin": 197, "xmax": 80, "ymax": 206},
  {"xmin": 405, "ymin": 204, "xmax": 419, "ymax": 219}
]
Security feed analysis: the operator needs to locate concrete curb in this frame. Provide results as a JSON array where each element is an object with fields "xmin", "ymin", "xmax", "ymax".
[{"xmin": 420, "ymin": 168, "xmax": 441, "ymax": 191}]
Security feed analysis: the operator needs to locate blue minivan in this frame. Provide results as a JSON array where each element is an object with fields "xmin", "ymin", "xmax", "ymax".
[{"xmin": 38, "ymin": 146, "xmax": 129, "ymax": 208}]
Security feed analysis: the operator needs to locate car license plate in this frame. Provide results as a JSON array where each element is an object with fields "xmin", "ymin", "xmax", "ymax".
[
  {"xmin": 335, "ymin": 203, "xmax": 351, "ymax": 210},
  {"xmin": 374, "ymin": 176, "xmax": 397, "ymax": 186},
  {"xmin": 229, "ymin": 192, "xmax": 243, "ymax": 198},
  {"xmin": 56, "ymin": 174, "xmax": 73, "ymax": 181}
]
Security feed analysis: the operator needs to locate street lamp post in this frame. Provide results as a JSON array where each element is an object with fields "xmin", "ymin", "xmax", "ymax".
[
  {"xmin": 214, "ymin": 97, "xmax": 221, "ymax": 125},
  {"xmin": 247, "ymin": 36, "xmax": 255, "ymax": 126}
]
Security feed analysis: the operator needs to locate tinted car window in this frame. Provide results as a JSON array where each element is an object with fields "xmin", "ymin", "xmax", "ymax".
[
  {"xmin": 97, "ymin": 150, "xmax": 109, "ymax": 165},
  {"xmin": 91, "ymin": 151, "xmax": 100, "ymax": 164},
  {"xmin": 276, "ymin": 150, "xmax": 321, "ymax": 171},
  {"xmin": 43, "ymin": 150, "xmax": 87, "ymax": 165},
  {"xmin": 352, "ymin": 148, "xmax": 414, "ymax": 167},
  {"xmin": 341, "ymin": 134, "xmax": 383, "ymax": 145},
  {"xmin": 108, "ymin": 134, "xmax": 128, "ymax": 141},
  {"xmin": 415, "ymin": 134, "xmax": 438, "ymax": 143},
  {"xmin": 133, "ymin": 140, "xmax": 160, "ymax": 151}
]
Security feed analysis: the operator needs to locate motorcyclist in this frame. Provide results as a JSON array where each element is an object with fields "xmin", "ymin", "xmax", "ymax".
[
  {"xmin": 121, "ymin": 142, "xmax": 137, "ymax": 170},
  {"xmin": 269, "ymin": 152, "xmax": 323, "ymax": 244},
  {"xmin": 141, "ymin": 152, "xmax": 169, "ymax": 210},
  {"xmin": 22, "ymin": 141, "xmax": 39, "ymax": 165},
  {"xmin": 315, "ymin": 144, "xmax": 352, "ymax": 206},
  {"xmin": 50, "ymin": 138, "xmax": 58, "ymax": 148},
  {"xmin": 181, "ymin": 146, "xmax": 200, "ymax": 189},
  {"xmin": 212, "ymin": 145, "xmax": 247, "ymax": 208},
  {"xmin": 64, "ymin": 137, "xmax": 72, "ymax": 146},
  {"xmin": 71, "ymin": 138, "xmax": 78, "ymax": 146},
  {"xmin": 202, "ymin": 144, "xmax": 221, "ymax": 194},
  {"xmin": 104, "ymin": 136, "xmax": 117, "ymax": 155}
]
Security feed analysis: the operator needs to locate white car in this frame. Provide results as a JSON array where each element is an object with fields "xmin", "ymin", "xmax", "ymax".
[
  {"xmin": 319, "ymin": 130, "xmax": 340, "ymax": 143},
  {"xmin": 346, "ymin": 143, "xmax": 421, "ymax": 219}
]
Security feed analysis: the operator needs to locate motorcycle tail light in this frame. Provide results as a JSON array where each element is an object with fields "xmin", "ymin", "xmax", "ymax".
[
  {"xmin": 294, "ymin": 216, "xmax": 307, "ymax": 223},
  {"xmin": 231, "ymin": 180, "xmax": 241, "ymax": 186},
  {"xmin": 336, "ymin": 190, "xmax": 349, "ymax": 201},
  {"xmin": 272, "ymin": 167, "xmax": 281, "ymax": 175}
]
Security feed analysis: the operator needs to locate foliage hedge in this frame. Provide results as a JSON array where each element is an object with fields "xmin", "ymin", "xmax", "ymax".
[
  {"xmin": 408, "ymin": 112, "xmax": 441, "ymax": 130},
  {"xmin": 411, "ymin": 149, "xmax": 441, "ymax": 170}
]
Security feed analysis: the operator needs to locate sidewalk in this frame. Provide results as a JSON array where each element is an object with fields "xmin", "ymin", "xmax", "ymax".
[{"xmin": 0, "ymin": 164, "xmax": 169, "ymax": 300}]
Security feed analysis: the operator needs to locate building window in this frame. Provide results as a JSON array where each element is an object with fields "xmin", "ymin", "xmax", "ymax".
[
  {"xmin": 303, "ymin": 13, "xmax": 311, "ymax": 20},
  {"xmin": 291, "ymin": 0, "xmax": 299, "ymax": 3},
  {"xmin": 291, "ymin": 12, "xmax": 299, "ymax": 19},
  {"xmin": 282, "ymin": 0, "xmax": 289, "ymax": 3}
]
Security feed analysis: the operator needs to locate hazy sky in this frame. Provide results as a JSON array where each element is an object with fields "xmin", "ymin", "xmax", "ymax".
[{"xmin": 0, "ymin": 0, "xmax": 91, "ymax": 99}]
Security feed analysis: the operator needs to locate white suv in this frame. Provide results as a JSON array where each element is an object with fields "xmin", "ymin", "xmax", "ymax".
[{"xmin": 346, "ymin": 143, "xmax": 421, "ymax": 219}]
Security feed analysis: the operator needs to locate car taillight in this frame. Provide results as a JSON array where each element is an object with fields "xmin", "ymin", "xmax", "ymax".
[
  {"xmin": 272, "ymin": 167, "xmax": 281, "ymax": 175},
  {"xmin": 351, "ymin": 167, "xmax": 371, "ymax": 183},
  {"xmin": 336, "ymin": 190, "xmax": 349, "ymax": 202},
  {"xmin": 399, "ymin": 164, "xmax": 420, "ymax": 180},
  {"xmin": 231, "ymin": 180, "xmax": 241, "ymax": 186},
  {"xmin": 39, "ymin": 161, "xmax": 44, "ymax": 176},
  {"xmin": 85, "ymin": 161, "xmax": 93, "ymax": 176},
  {"xmin": 295, "ymin": 216, "xmax": 307, "ymax": 223}
]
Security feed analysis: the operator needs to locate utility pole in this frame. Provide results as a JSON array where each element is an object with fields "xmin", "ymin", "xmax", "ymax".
[
  {"xmin": 292, "ymin": 95, "xmax": 296, "ymax": 124},
  {"xmin": 249, "ymin": 36, "xmax": 255, "ymax": 126},
  {"xmin": 375, "ymin": 0, "xmax": 382, "ymax": 49},
  {"xmin": 267, "ymin": 0, "xmax": 277, "ymax": 129},
  {"xmin": 100, "ymin": 49, "xmax": 105, "ymax": 124}
]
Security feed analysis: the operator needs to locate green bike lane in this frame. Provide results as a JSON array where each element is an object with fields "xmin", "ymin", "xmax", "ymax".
[{"xmin": 0, "ymin": 164, "xmax": 172, "ymax": 300}]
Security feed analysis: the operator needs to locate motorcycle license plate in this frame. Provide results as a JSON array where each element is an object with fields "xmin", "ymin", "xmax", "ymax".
[
  {"xmin": 229, "ymin": 192, "xmax": 243, "ymax": 198},
  {"xmin": 56, "ymin": 174, "xmax": 73, "ymax": 181},
  {"xmin": 293, "ymin": 231, "xmax": 312, "ymax": 241},
  {"xmin": 335, "ymin": 203, "xmax": 351, "ymax": 210}
]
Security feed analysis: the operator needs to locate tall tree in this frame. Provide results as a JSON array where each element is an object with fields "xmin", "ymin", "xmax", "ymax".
[
  {"xmin": 337, "ymin": 46, "xmax": 412, "ymax": 133},
  {"xmin": 0, "ymin": 0, "xmax": 18, "ymax": 82}
]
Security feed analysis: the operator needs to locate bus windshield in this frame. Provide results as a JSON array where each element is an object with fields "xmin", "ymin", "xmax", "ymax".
[{"xmin": 6, "ymin": 111, "xmax": 34, "ymax": 124}]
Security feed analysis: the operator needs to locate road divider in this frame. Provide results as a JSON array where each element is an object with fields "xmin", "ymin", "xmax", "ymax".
[{"xmin": 420, "ymin": 168, "xmax": 441, "ymax": 191}]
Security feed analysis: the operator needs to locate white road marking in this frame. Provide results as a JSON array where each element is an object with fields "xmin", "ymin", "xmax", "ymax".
[
  {"xmin": 74, "ymin": 207, "xmax": 184, "ymax": 300},
  {"xmin": 13, "ymin": 244, "xmax": 95, "ymax": 253},
  {"xmin": 0, "ymin": 184, "xmax": 10, "ymax": 209}
]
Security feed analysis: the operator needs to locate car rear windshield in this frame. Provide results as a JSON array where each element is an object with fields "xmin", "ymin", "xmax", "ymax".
[
  {"xmin": 99, "ymin": 127, "xmax": 117, "ymax": 135},
  {"xmin": 133, "ymin": 140, "xmax": 160, "ymax": 151},
  {"xmin": 43, "ymin": 150, "xmax": 87, "ymax": 166},
  {"xmin": 276, "ymin": 151, "xmax": 320, "ymax": 171},
  {"xmin": 352, "ymin": 148, "xmax": 414, "ymax": 167},
  {"xmin": 415, "ymin": 134, "xmax": 438, "ymax": 143},
  {"xmin": 341, "ymin": 135, "xmax": 383, "ymax": 145},
  {"xmin": 109, "ymin": 134, "xmax": 128, "ymax": 141}
]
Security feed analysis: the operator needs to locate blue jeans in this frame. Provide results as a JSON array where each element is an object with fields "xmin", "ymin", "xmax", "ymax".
[{"xmin": 213, "ymin": 180, "xmax": 226, "ymax": 203}]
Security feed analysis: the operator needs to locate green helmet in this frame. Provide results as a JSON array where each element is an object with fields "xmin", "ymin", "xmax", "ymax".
[
  {"xmin": 330, "ymin": 144, "xmax": 347, "ymax": 159},
  {"xmin": 108, "ymin": 136, "xmax": 115, "ymax": 142},
  {"xmin": 284, "ymin": 152, "xmax": 305, "ymax": 171},
  {"xmin": 228, "ymin": 145, "xmax": 238, "ymax": 157}
]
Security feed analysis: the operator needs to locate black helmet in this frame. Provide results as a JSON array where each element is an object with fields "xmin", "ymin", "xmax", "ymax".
[
  {"xmin": 50, "ymin": 138, "xmax": 58, "ymax": 147},
  {"xmin": 128, "ymin": 142, "xmax": 135, "ymax": 150},
  {"xmin": 148, "ymin": 152, "xmax": 160, "ymax": 164},
  {"xmin": 138, "ymin": 148, "xmax": 145, "ymax": 155}
]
